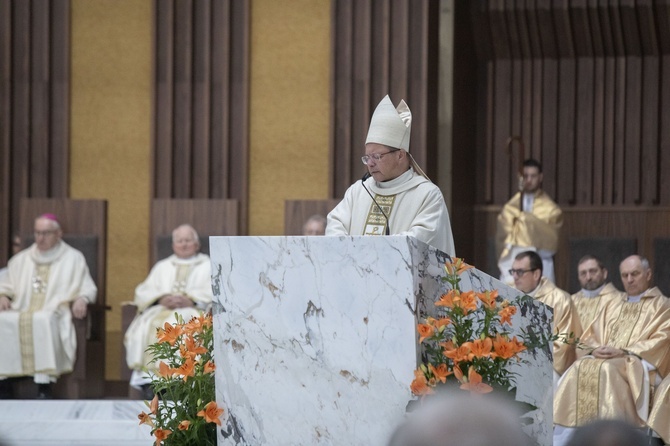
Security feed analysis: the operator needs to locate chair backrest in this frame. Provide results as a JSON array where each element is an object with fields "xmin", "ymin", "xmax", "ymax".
[
  {"xmin": 284, "ymin": 199, "xmax": 341, "ymax": 236},
  {"xmin": 18, "ymin": 198, "xmax": 108, "ymax": 306},
  {"xmin": 150, "ymin": 199, "xmax": 238, "ymax": 265}
]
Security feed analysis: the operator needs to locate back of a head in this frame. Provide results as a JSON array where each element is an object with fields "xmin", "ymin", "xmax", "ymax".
[
  {"xmin": 387, "ymin": 392, "xmax": 531, "ymax": 446},
  {"xmin": 566, "ymin": 419, "xmax": 647, "ymax": 446}
]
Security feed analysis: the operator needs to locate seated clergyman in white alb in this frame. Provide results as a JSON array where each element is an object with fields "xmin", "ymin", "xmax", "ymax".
[
  {"xmin": 124, "ymin": 224, "xmax": 213, "ymax": 396},
  {"xmin": 326, "ymin": 94, "xmax": 456, "ymax": 256},
  {"xmin": 0, "ymin": 214, "xmax": 97, "ymax": 399}
]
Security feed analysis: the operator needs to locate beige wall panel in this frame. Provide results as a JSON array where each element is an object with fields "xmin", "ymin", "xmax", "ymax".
[
  {"xmin": 70, "ymin": 0, "xmax": 152, "ymax": 380},
  {"xmin": 249, "ymin": 0, "xmax": 331, "ymax": 235}
]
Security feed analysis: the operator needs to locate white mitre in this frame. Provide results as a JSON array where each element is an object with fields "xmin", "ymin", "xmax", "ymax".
[
  {"xmin": 365, "ymin": 95, "xmax": 430, "ymax": 179},
  {"xmin": 365, "ymin": 95, "xmax": 412, "ymax": 150}
]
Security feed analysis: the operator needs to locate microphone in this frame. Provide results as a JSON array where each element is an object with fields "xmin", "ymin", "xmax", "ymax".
[{"xmin": 360, "ymin": 172, "xmax": 390, "ymax": 235}]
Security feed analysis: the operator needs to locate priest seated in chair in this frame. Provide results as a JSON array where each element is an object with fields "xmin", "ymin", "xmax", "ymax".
[
  {"xmin": 0, "ymin": 214, "xmax": 97, "ymax": 399},
  {"xmin": 124, "ymin": 224, "xmax": 213, "ymax": 399}
]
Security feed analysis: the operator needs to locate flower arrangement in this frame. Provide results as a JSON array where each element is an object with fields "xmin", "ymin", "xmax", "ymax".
[
  {"xmin": 411, "ymin": 258, "xmax": 528, "ymax": 396},
  {"xmin": 137, "ymin": 313, "xmax": 224, "ymax": 446}
]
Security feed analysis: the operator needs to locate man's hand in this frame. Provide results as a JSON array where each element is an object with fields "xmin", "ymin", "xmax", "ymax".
[
  {"xmin": 591, "ymin": 346, "xmax": 625, "ymax": 359},
  {"xmin": 71, "ymin": 297, "xmax": 89, "ymax": 319},
  {"xmin": 158, "ymin": 294, "xmax": 195, "ymax": 310},
  {"xmin": 0, "ymin": 295, "xmax": 11, "ymax": 311}
]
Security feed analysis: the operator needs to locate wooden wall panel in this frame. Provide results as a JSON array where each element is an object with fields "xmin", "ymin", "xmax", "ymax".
[
  {"xmin": 152, "ymin": 0, "xmax": 249, "ymax": 233},
  {"xmin": 330, "ymin": 0, "xmax": 439, "ymax": 197},
  {"xmin": 0, "ymin": 0, "xmax": 70, "ymax": 266},
  {"xmin": 468, "ymin": 1, "xmax": 670, "ymax": 286},
  {"xmin": 473, "ymin": 1, "xmax": 668, "ymax": 207}
]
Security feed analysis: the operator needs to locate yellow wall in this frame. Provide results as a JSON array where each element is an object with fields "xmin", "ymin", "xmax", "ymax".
[
  {"xmin": 68, "ymin": 0, "xmax": 331, "ymax": 380},
  {"xmin": 70, "ymin": 0, "xmax": 153, "ymax": 380},
  {"xmin": 249, "ymin": 0, "xmax": 331, "ymax": 235}
]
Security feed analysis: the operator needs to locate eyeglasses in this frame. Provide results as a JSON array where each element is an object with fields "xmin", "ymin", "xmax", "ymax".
[
  {"xmin": 508, "ymin": 268, "xmax": 537, "ymax": 277},
  {"xmin": 34, "ymin": 230, "xmax": 58, "ymax": 237},
  {"xmin": 361, "ymin": 150, "xmax": 396, "ymax": 165}
]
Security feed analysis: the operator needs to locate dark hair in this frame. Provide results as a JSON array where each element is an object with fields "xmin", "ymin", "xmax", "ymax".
[
  {"xmin": 566, "ymin": 419, "xmax": 647, "ymax": 446},
  {"xmin": 577, "ymin": 254, "xmax": 605, "ymax": 270},
  {"xmin": 523, "ymin": 158, "xmax": 542, "ymax": 173},
  {"xmin": 514, "ymin": 250, "xmax": 543, "ymax": 274}
]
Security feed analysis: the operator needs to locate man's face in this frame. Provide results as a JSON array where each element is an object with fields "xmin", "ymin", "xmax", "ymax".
[
  {"xmin": 578, "ymin": 259, "xmax": 608, "ymax": 291},
  {"xmin": 522, "ymin": 166, "xmax": 543, "ymax": 193},
  {"xmin": 172, "ymin": 228, "xmax": 200, "ymax": 259},
  {"xmin": 303, "ymin": 220, "xmax": 325, "ymax": 236},
  {"xmin": 511, "ymin": 256, "xmax": 541, "ymax": 294},
  {"xmin": 364, "ymin": 143, "xmax": 404, "ymax": 182},
  {"xmin": 620, "ymin": 256, "xmax": 651, "ymax": 296},
  {"xmin": 33, "ymin": 218, "xmax": 62, "ymax": 252}
]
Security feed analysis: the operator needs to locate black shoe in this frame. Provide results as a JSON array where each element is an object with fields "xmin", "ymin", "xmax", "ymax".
[
  {"xmin": 36, "ymin": 383, "xmax": 53, "ymax": 399},
  {"xmin": 0, "ymin": 380, "xmax": 14, "ymax": 399},
  {"xmin": 140, "ymin": 384, "xmax": 154, "ymax": 400}
]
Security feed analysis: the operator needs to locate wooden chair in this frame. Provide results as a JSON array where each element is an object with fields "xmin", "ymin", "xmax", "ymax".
[
  {"xmin": 16, "ymin": 198, "xmax": 108, "ymax": 399},
  {"xmin": 120, "ymin": 199, "xmax": 238, "ymax": 384},
  {"xmin": 284, "ymin": 199, "xmax": 341, "ymax": 235}
]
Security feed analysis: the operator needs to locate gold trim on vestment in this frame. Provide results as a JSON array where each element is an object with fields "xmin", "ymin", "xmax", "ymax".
[
  {"xmin": 364, "ymin": 194, "xmax": 396, "ymax": 236},
  {"xmin": 576, "ymin": 358, "xmax": 605, "ymax": 424},
  {"xmin": 609, "ymin": 301, "xmax": 643, "ymax": 350},
  {"xmin": 143, "ymin": 264, "xmax": 194, "ymax": 368},
  {"xmin": 19, "ymin": 264, "xmax": 50, "ymax": 374}
]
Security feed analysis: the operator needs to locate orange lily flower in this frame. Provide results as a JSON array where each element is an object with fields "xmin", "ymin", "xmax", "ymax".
[
  {"xmin": 184, "ymin": 313, "xmax": 213, "ymax": 334},
  {"xmin": 435, "ymin": 290, "xmax": 459, "ymax": 308},
  {"xmin": 498, "ymin": 306, "xmax": 517, "ymax": 325},
  {"xmin": 467, "ymin": 338, "xmax": 493, "ymax": 360},
  {"xmin": 460, "ymin": 367, "xmax": 493, "ymax": 394},
  {"xmin": 178, "ymin": 420, "xmax": 191, "ymax": 431},
  {"xmin": 510, "ymin": 335, "xmax": 527, "ymax": 355},
  {"xmin": 204, "ymin": 360, "xmax": 216, "ymax": 374},
  {"xmin": 138, "ymin": 411, "xmax": 154, "ymax": 427},
  {"xmin": 443, "ymin": 342, "xmax": 471, "ymax": 363},
  {"xmin": 433, "ymin": 317, "xmax": 451, "ymax": 328},
  {"xmin": 176, "ymin": 358, "xmax": 196, "ymax": 381},
  {"xmin": 180, "ymin": 335, "xmax": 208, "ymax": 359},
  {"xmin": 158, "ymin": 361, "xmax": 175, "ymax": 378},
  {"xmin": 417, "ymin": 323, "xmax": 435, "ymax": 343},
  {"xmin": 156, "ymin": 322, "xmax": 182, "ymax": 345},
  {"xmin": 476, "ymin": 289, "xmax": 498, "ymax": 309},
  {"xmin": 197, "ymin": 401, "xmax": 225, "ymax": 426},
  {"xmin": 453, "ymin": 364, "xmax": 464, "ymax": 382},
  {"xmin": 153, "ymin": 428, "xmax": 171, "ymax": 445},
  {"xmin": 150, "ymin": 394, "xmax": 159, "ymax": 414},
  {"xmin": 428, "ymin": 363, "xmax": 452, "ymax": 383},
  {"xmin": 444, "ymin": 258, "xmax": 474, "ymax": 276},
  {"xmin": 459, "ymin": 290, "xmax": 478, "ymax": 313},
  {"xmin": 410, "ymin": 369, "xmax": 435, "ymax": 396},
  {"xmin": 492, "ymin": 334, "xmax": 517, "ymax": 359}
]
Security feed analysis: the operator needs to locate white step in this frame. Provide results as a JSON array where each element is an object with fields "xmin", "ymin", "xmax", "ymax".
[{"xmin": 0, "ymin": 400, "xmax": 153, "ymax": 446}]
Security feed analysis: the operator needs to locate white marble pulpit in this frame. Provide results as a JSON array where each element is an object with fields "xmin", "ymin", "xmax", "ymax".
[{"xmin": 209, "ymin": 235, "xmax": 553, "ymax": 446}]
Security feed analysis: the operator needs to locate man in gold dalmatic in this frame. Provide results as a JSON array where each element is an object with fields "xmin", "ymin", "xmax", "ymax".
[
  {"xmin": 553, "ymin": 255, "xmax": 670, "ymax": 446},
  {"xmin": 571, "ymin": 254, "xmax": 625, "ymax": 331},
  {"xmin": 496, "ymin": 159, "xmax": 563, "ymax": 286},
  {"xmin": 510, "ymin": 250, "xmax": 581, "ymax": 379}
]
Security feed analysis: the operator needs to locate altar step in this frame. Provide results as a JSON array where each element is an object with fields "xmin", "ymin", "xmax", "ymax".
[{"xmin": 0, "ymin": 400, "xmax": 153, "ymax": 446}]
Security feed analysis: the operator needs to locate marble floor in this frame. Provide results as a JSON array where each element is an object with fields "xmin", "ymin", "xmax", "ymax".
[{"xmin": 0, "ymin": 400, "xmax": 153, "ymax": 446}]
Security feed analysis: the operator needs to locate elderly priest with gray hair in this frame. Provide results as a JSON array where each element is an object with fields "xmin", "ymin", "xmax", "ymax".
[
  {"xmin": 326, "ymin": 95, "xmax": 455, "ymax": 256},
  {"xmin": 0, "ymin": 213, "xmax": 97, "ymax": 399}
]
